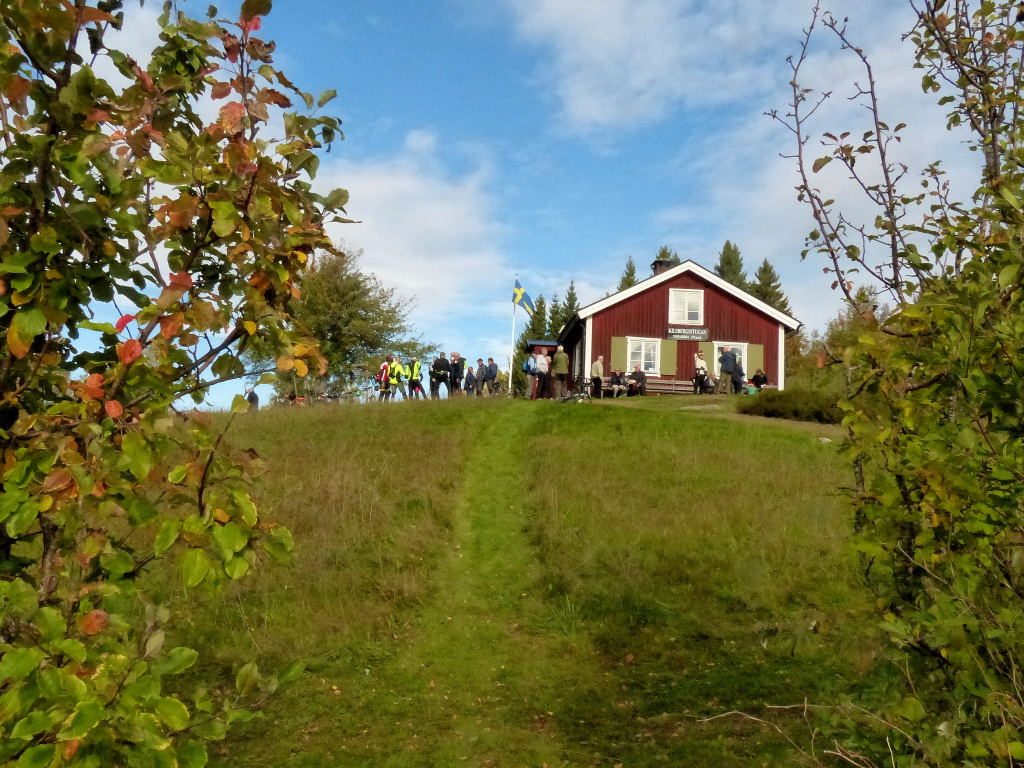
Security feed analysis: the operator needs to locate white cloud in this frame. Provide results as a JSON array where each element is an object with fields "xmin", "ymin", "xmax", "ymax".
[
  {"xmin": 315, "ymin": 130, "xmax": 513, "ymax": 358},
  {"xmin": 503, "ymin": 0, "xmax": 888, "ymax": 135},
  {"xmin": 646, "ymin": 1, "xmax": 983, "ymax": 332}
]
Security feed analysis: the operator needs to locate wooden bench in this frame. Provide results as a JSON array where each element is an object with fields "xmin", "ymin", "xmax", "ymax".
[
  {"xmin": 644, "ymin": 378, "xmax": 697, "ymax": 396},
  {"xmin": 588, "ymin": 377, "xmax": 699, "ymax": 397}
]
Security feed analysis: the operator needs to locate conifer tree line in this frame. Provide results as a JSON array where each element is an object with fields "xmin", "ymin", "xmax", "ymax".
[{"xmin": 614, "ymin": 242, "xmax": 793, "ymax": 316}]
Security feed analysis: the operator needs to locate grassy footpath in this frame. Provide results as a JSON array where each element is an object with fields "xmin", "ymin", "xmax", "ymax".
[{"xmin": 183, "ymin": 397, "xmax": 874, "ymax": 766}]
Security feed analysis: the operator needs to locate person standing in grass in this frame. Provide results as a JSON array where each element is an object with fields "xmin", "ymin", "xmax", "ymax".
[
  {"xmin": 531, "ymin": 347, "xmax": 547, "ymax": 400},
  {"xmin": 430, "ymin": 352, "xmax": 450, "ymax": 399},
  {"xmin": 731, "ymin": 358, "xmax": 746, "ymax": 395},
  {"xmin": 552, "ymin": 345, "xmax": 570, "ymax": 399},
  {"xmin": 464, "ymin": 363, "xmax": 476, "ymax": 395},
  {"xmin": 716, "ymin": 347, "xmax": 736, "ymax": 394},
  {"xmin": 377, "ymin": 355, "xmax": 392, "ymax": 401},
  {"xmin": 408, "ymin": 357, "xmax": 427, "ymax": 400},
  {"xmin": 694, "ymin": 350, "xmax": 712, "ymax": 394},
  {"xmin": 474, "ymin": 358, "xmax": 486, "ymax": 396},
  {"xmin": 388, "ymin": 355, "xmax": 407, "ymax": 400},
  {"xmin": 450, "ymin": 352, "xmax": 465, "ymax": 397},
  {"xmin": 590, "ymin": 355, "xmax": 604, "ymax": 399},
  {"xmin": 483, "ymin": 357, "xmax": 498, "ymax": 395}
]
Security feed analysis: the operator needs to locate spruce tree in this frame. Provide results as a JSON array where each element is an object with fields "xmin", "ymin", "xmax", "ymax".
[
  {"xmin": 563, "ymin": 280, "xmax": 581, "ymax": 316},
  {"xmin": 548, "ymin": 281, "xmax": 582, "ymax": 336},
  {"xmin": 547, "ymin": 293, "xmax": 563, "ymax": 336},
  {"xmin": 656, "ymin": 245, "xmax": 682, "ymax": 265},
  {"xmin": 749, "ymin": 259, "xmax": 792, "ymax": 315},
  {"xmin": 714, "ymin": 240, "xmax": 748, "ymax": 290},
  {"xmin": 617, "ymin": 256, "xmax": 639, "ymax": 291}
]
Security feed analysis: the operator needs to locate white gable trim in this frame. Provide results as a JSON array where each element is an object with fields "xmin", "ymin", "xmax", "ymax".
[{"xmin": 577, "ymin": 260, "xmax": 799, "ymax": 329}]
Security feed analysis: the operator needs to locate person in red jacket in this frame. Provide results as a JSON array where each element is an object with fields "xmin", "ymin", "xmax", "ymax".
[{"xmin": 377, "ymin": 355, "xmax": 392, "ymax": 401}]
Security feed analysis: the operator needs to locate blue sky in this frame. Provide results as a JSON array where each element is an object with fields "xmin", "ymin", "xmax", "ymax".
[{"xmin": 113, "ymin": 1, "xmax": 979, "ymax": 405}]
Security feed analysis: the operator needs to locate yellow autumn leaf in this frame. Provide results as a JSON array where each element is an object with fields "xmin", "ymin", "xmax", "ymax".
[
  {"xmin": 293, "ymin": 359, "xmax": 308, "ymax": 377},
  {"xmin": 276, "ymin": 356, "xmax": 294, "ymax": 372},
  {"xmin": 243, "ymin": 320, "xmax": 257, "ymax": 335}
]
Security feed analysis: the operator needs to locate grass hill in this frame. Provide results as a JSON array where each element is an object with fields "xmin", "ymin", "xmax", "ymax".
[{"xmin": 175, "ymin": 397, "xmax": 876, "ymax": 767}]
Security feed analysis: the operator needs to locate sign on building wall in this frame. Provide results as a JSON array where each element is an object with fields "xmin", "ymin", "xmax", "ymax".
[{"xmin": 667, "ymin": 326, "xmax": 710, "ymax": 341}]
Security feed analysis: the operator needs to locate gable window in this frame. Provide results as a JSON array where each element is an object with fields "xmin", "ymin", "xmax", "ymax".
[
  {"xmin": 669, "ymin": 289, "xmax": 703, "ymax": 325},
  {"xmin": 627, "ymin": 337, "xmax": 660, "ymax": 375}
]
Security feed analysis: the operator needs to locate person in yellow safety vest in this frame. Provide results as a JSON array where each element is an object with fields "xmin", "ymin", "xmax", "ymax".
[
  {"xmin": 407, "ymin": 358, "xmax": 426, "ymax": 399},
  {"xmin": 387, "ymin": 356, "xmax": 407, "ymax": 400}
]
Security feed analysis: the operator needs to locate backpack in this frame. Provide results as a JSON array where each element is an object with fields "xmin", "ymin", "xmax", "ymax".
[{"xmin": 522, "ymin": 356, "xmax": 536, "ymax": 374}]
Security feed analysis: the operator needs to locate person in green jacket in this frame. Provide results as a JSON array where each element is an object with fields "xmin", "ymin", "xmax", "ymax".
[{"xmin": 552, "ymin": 344, "xmax": 570, "ymax": 399}]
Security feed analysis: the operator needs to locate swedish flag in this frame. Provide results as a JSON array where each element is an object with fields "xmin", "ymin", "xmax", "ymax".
[{"xmin": 513, "ymin": 279, "xmax": 536, "ymax": 318}]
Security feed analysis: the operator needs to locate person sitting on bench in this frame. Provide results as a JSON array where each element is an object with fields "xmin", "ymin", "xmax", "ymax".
[
  {"xmin": 627, "ymin": 365, "xmax": 647, "ymax": 396},
  {"xmin": 609, "ymin": 369, "xmax": 627, "ymax": 398}
]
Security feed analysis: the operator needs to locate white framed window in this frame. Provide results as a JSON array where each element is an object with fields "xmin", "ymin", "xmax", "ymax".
[
  {"xmin": 713, "ymin": 341, "xmax": 748, "ymax": 377},
  {"xmin": 627, "ymin": 337, "xmax": 660, "ymax": 375},
  {"xmin": 669, "ymin": 289, "xmax": 703, "ymax": 325}
]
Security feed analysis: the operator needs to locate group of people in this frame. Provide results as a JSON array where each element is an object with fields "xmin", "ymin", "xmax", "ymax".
[
  {"xmin": 522, "ymin": 345, "xmax": 572, "ymax": 399},
  {"xmin": 588, "ymin": 355, "xmax": 648, "ymax": 398},
  {"xmin": 375, "ymin": 344, "xmax": 770, "ymax": 403},
  {"xmin": 376, "ymin": 353, "xmax": 502, "ymax": 400},
  {"xmin": 693, "ymin": 348, "xmax": 768, "ymax": 395}
]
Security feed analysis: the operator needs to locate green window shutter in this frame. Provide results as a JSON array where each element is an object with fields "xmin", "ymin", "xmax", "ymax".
[
  {"xmin": 699, "ymin": 341, "xmax": 715, "ymax": 375},
  {"xmin": 747, "ymin": 344, "xmax": 764, "ymax": 376},
  {"xmin": 611, "ymin": 336, "xmax": 627, "ymax": 371},
  {"xmin": 659, "ymin": 339, "xmax": 677, "ymax": 377}
]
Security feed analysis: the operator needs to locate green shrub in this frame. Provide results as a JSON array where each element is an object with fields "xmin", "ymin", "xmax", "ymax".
[{"xmin": 737, "ymin": 388, "xmax": 841, "ymax": 424}]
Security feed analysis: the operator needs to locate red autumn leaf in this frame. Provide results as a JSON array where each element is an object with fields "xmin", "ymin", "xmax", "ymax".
[
  {"xmin": 259, "ymin": 88, "xmax": 291, "ymax": 108},
  {"xmin": 211, "ymin": 81, "xmax": 232, "ymax": 100},
  {"xmin": 78, "ymin": 6, "xmax": 116, "ymax": 24},
  {"xmin": 4, "ymin": 75, "xmax": 31, "ymax": 103},
  {"xmin": 159, "ymin": 313, "xmax": 184, "ymax": 340},
  {"xmin": 169, "ymin": 271, "xmax": 193, "ymax": 290},
  {"xmin": 41, "ymin": 468, "xmax": 75, "ymax": 495},
  {"xmin": 79, "ymin": 609, "xmax": 109, "ymax": 636},
  {"xmin": 104, "ymin": 400, "xmax": 124, "ymax": 419},
  {"xmin": 115, "ymin": 313, "xmax": 136, "ymax": 333},
  {"xmin": 166, "ymin": 196, "xmax": 200, "ymax": 228},
  {"xmin": 218, "ymin": 102, "xmax": 247, "ymax": 134},
  {"xmin": 223, "ymin": 35, "xmax": 241, "ymax": 63},
  {"xmin": 63, "ymin": 740, "xmax": 81, "ymax": 760},
  {"xmin": 82, "ymin": 373, "xmax": 105, "ymax": 401},
  {"xmin": 133, "ymin": 65, "xmax": 155, "ymax": 92},
  {"xmin": 142, "ymin": 124, "xmax": 166, "ymax": 147},
  {"xmin": 117, "ymin": 339, "xmax": 143, "ymax": 365},
  {"xmin": 239, "ymin": 15, "xmax": 262, "ymax": 33}
]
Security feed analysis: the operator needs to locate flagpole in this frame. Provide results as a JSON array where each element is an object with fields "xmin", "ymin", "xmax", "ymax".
[{"xmin": 508, "ymin": 276, "xmax": 517, "ymax": 398}]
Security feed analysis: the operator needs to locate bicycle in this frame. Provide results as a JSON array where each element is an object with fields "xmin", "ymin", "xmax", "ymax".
[{"xmin": 559, "ymin": 384, "xmax": 592, "ymax": 403}]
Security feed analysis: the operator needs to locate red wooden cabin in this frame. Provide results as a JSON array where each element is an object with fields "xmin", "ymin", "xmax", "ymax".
[{"xmin": 558, "ymin": 259, "xmax": 800, "ymax": 391}]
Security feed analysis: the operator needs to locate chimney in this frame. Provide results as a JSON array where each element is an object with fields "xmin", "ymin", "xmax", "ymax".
[{"xmin": 651, "ymin": 258, "xmax": 673, "ymax": 276}]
